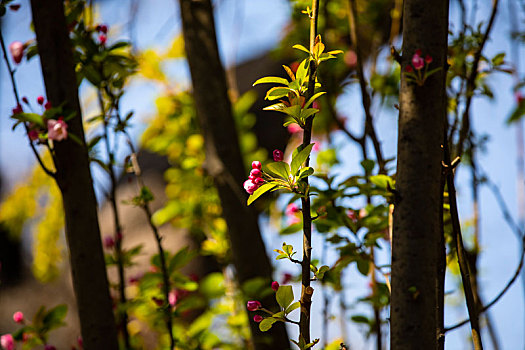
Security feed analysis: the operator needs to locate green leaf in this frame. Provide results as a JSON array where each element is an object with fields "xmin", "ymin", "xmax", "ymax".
[
  {"xmin": 356, "ymin": 258, "xmax": 370, "ymax": 276},
  {"xmin": 295, "ymin": 59, "xmax": 309, "ymax": 84},
  {"xmin": 276, "ymin": 285, "xmax": 294, "ymax": 309},
  {"xmin": 266, "ymin": 162, "xmax": 290, "ymax": 180},
  {"xmin": 280, "ymin": 222, "xmax": 302, "ymax": 235},
  {"xmin": 43, "ymin": 304, "xmax": 68, "ymax": 331},
  {"xmin": 369, "ymin": 174, "xmax": 394, "ymax": 189},
  {"xmin": 293, "ymin": 44, "xmax": 310, "ymax": 54},
  {"xmin": 11, "ymin": 112, "xmax": 44, "ymax": 127},
  {"xmin": 508, "ymin": 102, "xmax": 525, "ymax": 124},
  {"xmin": 259, "ymin": 317, "xmax": 278, "ymax": 332},
  {"xmin": 291, "ymin": 144, "xmax": 314, "ymax": 176},
  {"xmin": 298, "ymin": 167, "xmax": 314, "ymax": 180},
  {"xmin": 265, "ymin": 87, "xmax": 291, "ymax": 100},
  {"xmin": 491, "ymin": 52, "xmax": 505, "ymax": 66},
  {"xmin": 351, "ymin": 315, "xmax": 370, "ymax": 324},
  {"xmin": 361, "ymin": 159, "xmax": 375, "ymax": 174},
  {"xmin": 263, "ymin": 102, "xmax": 287, "ymax": 112},
  {"xmin": 281, "ymin": 105, "xmax": 302, "ymax": 118},
  {"xmin": 247, "ymin": 183, "xmax": 277, "ymax": 206},
  {"xmin": 299, "ymin": 108, "xmax": 318, "ymax": 122},
  {"xmin": 253, "ymin": 76, "xmax": 290, "ymax": 86},
  {"xmin": 285, "ymin": 301, "xmax": 300, "ymax": 314},
  {"xmin": 316, "ymin": 265, "xmax": 329, "ymax": 280},
  {"xmin": 68, "ymin": 132, "xmax": 83, "ymax": 146},
  {"xmin": 304, "ymin": 91, "xmax": 326, "ymax": 109}
]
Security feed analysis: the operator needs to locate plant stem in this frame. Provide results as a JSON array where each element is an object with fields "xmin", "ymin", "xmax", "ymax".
[
  {"xmin": 97, "ymin": 91, "xmax": 131, "ymax": 349},
  {"xmin": 442, "ymin": 133, "xmax": 483, "ymax": 350},
  {"xmin": 299, "ymin": 0, "xmax": 319, "ymax": 345}
]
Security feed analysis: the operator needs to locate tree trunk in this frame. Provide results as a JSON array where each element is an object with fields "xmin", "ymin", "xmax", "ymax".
[
  {"xmin": 29, "ymin": 1, "xmax": 119, "ymax": 349},
  {"xmin": 178, "ymin": 1, "xmax": 289, "ymax": 349},
  {"xmin": 391, "ymin": 0, "xmax": 449, "ymax": 349}
]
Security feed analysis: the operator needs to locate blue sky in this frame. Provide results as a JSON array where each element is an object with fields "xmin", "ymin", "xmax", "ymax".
[{"xmin": 1, "ymin": 0, "xmax": 524, "ymax": 349}]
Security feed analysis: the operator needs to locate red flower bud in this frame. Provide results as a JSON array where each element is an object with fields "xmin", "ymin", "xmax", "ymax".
[
  {"xmin": 37, "ymin": 96, "xmax": 45, "ymax": 105},
  {"xmin": 22, "ymin": 96, "xmax": 28, "ymax": 104},
  {"xmin": 252, "ymin": 161, "xmax": 262, "ymax": 170},
  {"xmin": 271, "ymin": 281, "xmax": 279, "ymax": 291},
  {"xmin": 250, "ymin": 169, "xmax": 262, "ymax": 178},
  {"xmin": 253, "ymin": 315, "xmax": 263, "ymax": 323},
  {"xmin": 425, "ymin": 54, "xmax": 433, "ymax": 64},
  {"xmin": 273, "ymin": 149, "xmax": 284, "ymax": 162},
  {"xmin": 247, "ymin": 300, "xmax": 261, "ymax": 311},
  {"xmin": 9, "ymin": 4, "xmax": 21, "ymax": 11}
]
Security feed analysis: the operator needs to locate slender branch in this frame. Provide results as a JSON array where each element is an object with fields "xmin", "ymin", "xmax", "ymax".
[
  {"xmin": 97, "ymin": 91, "xmax": 131, "ymax": 349},
  {"xmin": 443, "ymin": 132, "xmax": 483, "ymax": 349},
  {"xmin": 347, "ymin": 0, "xmax": 386, "ymax": 174},
  {"xmin": 298, "ymin": 0, "xmax": 320, "ymax": 344},
  {"xmin": 456, "ymin": 0, "xmax": 499, "ymax": 158},
  {"xmin": 0, "ymin": 29, "xmax": 56, "ymax": 178}
]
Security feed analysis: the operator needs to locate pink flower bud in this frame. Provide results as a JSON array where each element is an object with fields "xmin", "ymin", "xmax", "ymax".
[
  {"xmin": 252, "ymin": 161, "xmax": 261, "ymax": 170},
  {"xmin": 281, "ymin": 273, "xmax": 292, "ymax": 284},
  {"xmin": 253, "ymin": 314, "xmax": 263, "ymax": 323},
  {"xmin": 28, "ymin": 129, "xmax": 39, "ymax": 141},
  {"xmin": 44, "ymin": 101, "xmax": 52, "ymax": 110},
  {"xmin": 286, "ymin": 203, "xmax": 300, "ymax": 216},
  {"xmin": 103, "ymin": 236, "xmax": 115, "ymax": 249},
  {"xmin": 412, "ymin": 53, "xmax": 424, "ymax": 70},
  {"xmin": 415, "ymin": 49, "xmax": 422, "ymax": 56},
  {"xmin": 47, "ymin": 118, "xmax": 68, "ymax": 141},
  {"xmin": 253, "ymin": 177, "xmax": 265, "ymax": 186},
  {"xmin": 13, "ymin": 311, "xmax": 24, "ymax": 323},
  {"xmin": 247, "ymin": 300, "xmax": 261, "ymax": 311},
  {"xmin": 405, "ymin": 65, "xmax": 413, "ymax": 73},
  {"xmin": 9, "ymin": 41, "xmax": 24, "ymax": 64},
  {"xmin": 1, "ymin": 334, "xmax": 14, "ymax": 350},
  {"xmin": 250, "ymin": 169, "xmax": 262, "ymax": 178},
  {"xmin": 287, "ymin": 124, "xmax": 302, "ymax": 134},
  {"xmin": 425, "ymin": 54, "xmax": 433, "ymax": 64},
  {"xmin": 243, "ymin": 179, "xmax": 258, "ymax": 195},
  {"xmin": 98, "ymin": 34, "xmax": 107, "ymax": 46},
  {"xmin": 37, "ymin": 96, "xmax": 45, "ymax": 105},
  {"xmin": 12, "ymin": 104, "xmax": 23, "ymax": 114},
  {"xmin": 273, "ymin": 149, "xmax": 284, "ymax": 162},
  {"xmin": 271, "ymin": 281, "xmax": 279, "ymax": 291},
  {"xmin": 169, "ymin": 290, "xmax": 177, "ymax": 306}
]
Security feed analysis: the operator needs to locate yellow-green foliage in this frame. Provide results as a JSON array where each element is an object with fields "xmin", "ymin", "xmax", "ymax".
[{"xmin": 0, "ymin": 155, "xmax": 64, "ymax": 282}]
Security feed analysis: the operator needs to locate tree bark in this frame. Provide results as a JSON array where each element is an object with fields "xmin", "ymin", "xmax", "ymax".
[
  {"xmin": 178, "ymin": 1, "xmax": 289, "ymax": 349},
  {"xmin": 29, "ymin": 1, "xmax": 119, "ymax": 349},
  {"xmin": 391, "ymin": 0, "xmax": 449, "ymax": 349}
]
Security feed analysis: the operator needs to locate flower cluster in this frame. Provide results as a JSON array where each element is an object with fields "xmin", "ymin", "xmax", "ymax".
[
  {"xmin": 95, "ymin": 24, "xmax": 108, "ymax": 46},
  {"xmin": 404, "ymin": 49, "xmax": 438, "ymax": 86},
  {"xmin": 243, "ymin": 161, "xmax": 265, "ymax": 194},
  {"xmin": 12, "ymin": 96, "xmax": 69, "ymax": 143}
]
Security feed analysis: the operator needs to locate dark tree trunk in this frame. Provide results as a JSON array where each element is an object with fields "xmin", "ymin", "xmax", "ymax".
[
  {"xmin": 29, "ymin": 1, "xmax": 119, "ymax": 349},
  {"xmin": 391, "ymin": 0, "xmax": 449, "ymax": 349},
  {"xmin": 178, "ymin": 1, "xmax": 289, "ymax": 349}
]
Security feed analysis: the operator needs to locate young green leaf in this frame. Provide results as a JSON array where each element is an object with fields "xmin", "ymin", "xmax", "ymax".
[
  {"xmin": 293, "ymin": 44, "xmax": 310, "ymax": 54},
  {"xmin": 285, "ymin": 301, "xmax": 300, "ymax": 314},
  {"xmin": 11, "ymin": 113, "xmax": 44, "ymax": 127},
  {"xmin": 297, "ymin": 167, "xmax": 314, "ymax": 180},
  {"xmin": 253, "ymin": 76, "xmax": 290, "ymax": 86},
  {"xmin": 304, "ymin": 91, "xmax": 326, "ymax": 109},
  {"xmin": 247, "ymin": 183, "xmax": 277, "ymax": 206},
  {"xmin": 266, "ymin": 87, "xmax": 291, "ymax": 100},
  {"xmin": 266, "ymin": 162, "xmax": 290, "ymax": 180},
  {"xmin": 291, "ymin": 143, "xmax": 314, "ymax": 176},
  {"xmin": 276, "ymin": 285, "xmax": 294, "ymax": 309},
  {"xmin": 259, "ymin": 317, "xmax": 278, "ymax": 332}
]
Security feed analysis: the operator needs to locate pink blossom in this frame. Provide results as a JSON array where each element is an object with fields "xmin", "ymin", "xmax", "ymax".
[
  {"xmin": 28, "ymin": 130, "xmax": 39, "ymax": 141},
  {"xmin": 312, "ymin": 142, "xmax": 320, "ymax": 152},
  {"xmin": 273, "ymin": 149, "xmax": 284, "ymax": 162},
  {"xmin": 253, "ymin": 177, "xmax": 265, "ymax": 186},
  {"xmin": 250, "ymin": 169, "xmax": 262, "ymax": 178},
  {"xmin": 271, "ymin": 281, "xmax": 279, "ymax": 291},
  {"xmin": 247, "ymin": 300, "xmax": 261, "ymax": 311},
  {"xmin": 1, "ymin": 334, "xmax": 14, "ymax": 350},
  {"xmin": 286, "ymin": 203, "xmax": 300, "ymax": 216},
  {"xmin": 243, "ymin": 179, "xmax": 258, "ymax": 195},
  {"xmin": 287, "ymin": 123, "xmax": 302, "ymax": 134},
  {"xmin": 281, "ymin": 273, "xmax": 293, "ymax": 284},
  {"xmin": 37, "ymin": 96, "xmax": 45, "ymax": 105},
  {"xmin": 9, "ymin": 41, "xmax": 24, "ymax": 64},
  {"xmin": 289, "ymin": 216, "xmax": 301, "ymax": 225},
  {"xmin": 412, "ymin": 53, "xmax": 424, "ymax": 70},
  {"xmin": 47, "ymin": 118, "xmax": 68, "ymax": 141},
  {"xmin": 168, "ymin": 290, "xmax": 177, "ymax": 306},
  {"xmin": 103, "ymin": 236, "xmax": 115, "ymax": 249},
  {"xmin": 252, "ymin": 161, "xmax": 261, "ymax": 170},
  {"xmin": 13, "ymin": 311, "xmax": 24, "ymax": 324},
  {"xmin": 253, "ymin": 314, "xmax": 263, "ymax": 323},
  {"xmin": 98, "ymin": 34, "xmax": 107, "ymax": 46}
]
